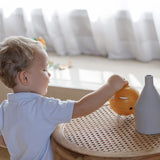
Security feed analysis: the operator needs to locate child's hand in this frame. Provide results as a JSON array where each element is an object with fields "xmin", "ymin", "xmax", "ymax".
[
  {"xmin": 108, "ymin": 74, "xmax": 128, "ymax": 92},
  {"xmin": 73, "ymin": 74, "xmax": 128, "ymax": 118}
]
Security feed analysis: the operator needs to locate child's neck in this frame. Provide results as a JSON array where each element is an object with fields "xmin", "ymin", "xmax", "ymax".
[{"xmin": 13, "ymin": 85, "xmax": 31, "ymax": 93}]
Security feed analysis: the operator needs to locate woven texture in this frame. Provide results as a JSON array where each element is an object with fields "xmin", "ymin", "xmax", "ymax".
[{"xmin": 63, "ymin": 104, "xmax": 160, "ymax": 153}]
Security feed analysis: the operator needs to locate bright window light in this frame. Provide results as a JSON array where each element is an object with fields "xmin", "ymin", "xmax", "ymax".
[
  {"xmin": 1, "ymin": 0, "xmax": 160, "ymax": 11},
  {"xmin": 1, "ymin": 0, "xmax": 160, "ymax": 20},
  {"xmin": 128, "ymin": 74, "xmax": 142, "ymax": 88},
  {"xmin": 78, "ymin": 69, "xmax": 104, "ymax": 84}
]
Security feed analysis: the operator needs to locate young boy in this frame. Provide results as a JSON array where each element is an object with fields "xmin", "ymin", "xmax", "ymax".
[{"xmin": 0, "ymin": 36, "xmax": 128, "ymax": 160}]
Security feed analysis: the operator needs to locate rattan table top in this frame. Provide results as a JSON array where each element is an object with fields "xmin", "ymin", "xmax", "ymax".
[{"xmin": 52, "ymin": 103, "xmax": 160, "ymax": 158}]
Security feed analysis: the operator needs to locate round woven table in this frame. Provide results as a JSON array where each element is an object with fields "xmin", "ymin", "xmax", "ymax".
[{"xmin": 51, "ymin": 104, "xmax": 160, "ymax": 160}]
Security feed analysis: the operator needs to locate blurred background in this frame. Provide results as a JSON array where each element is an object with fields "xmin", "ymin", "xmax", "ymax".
[{"xmin": 1, "ymin": 0, "xmax": 160, "ymax": 61}]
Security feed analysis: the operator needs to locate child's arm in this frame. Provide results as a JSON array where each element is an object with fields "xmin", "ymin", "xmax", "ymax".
[
  {"xmin": 72, "ymin": 75, "xmax": 128, "ymax": 118},
  {"xmin": 0, "ymin": 135, "xmax": 7, "ymax": 148}
]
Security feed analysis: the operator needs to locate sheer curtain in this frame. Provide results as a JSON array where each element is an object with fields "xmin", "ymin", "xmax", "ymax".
[{"xmin": 0, "ymin": 0, "xmax": 160, "ymax": 61}]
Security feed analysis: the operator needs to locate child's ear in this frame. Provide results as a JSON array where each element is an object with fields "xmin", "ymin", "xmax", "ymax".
[{"xmin": 19, "ymin": 71, "xmax": 30, "ymax": 85}]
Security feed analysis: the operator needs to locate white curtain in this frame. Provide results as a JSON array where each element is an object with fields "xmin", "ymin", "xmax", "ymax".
[{"xmin": 1, "ymin": 0, "xmax": 160, "ymax": 61}]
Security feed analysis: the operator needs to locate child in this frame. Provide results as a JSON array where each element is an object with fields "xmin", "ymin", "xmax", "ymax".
[{"xmin": 0, "ymin": 36, "xmax": 128, "ymax": 160}]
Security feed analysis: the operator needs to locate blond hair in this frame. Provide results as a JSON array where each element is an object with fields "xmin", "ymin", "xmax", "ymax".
[{"xmin": 0, "ymin": 36, "xmax": 43, "ymax": 88}]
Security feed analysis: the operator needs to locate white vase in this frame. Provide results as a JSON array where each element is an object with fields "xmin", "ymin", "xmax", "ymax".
[{"xmin": 135, "ymin": 75, "xmax": 160, "ymax": 134}]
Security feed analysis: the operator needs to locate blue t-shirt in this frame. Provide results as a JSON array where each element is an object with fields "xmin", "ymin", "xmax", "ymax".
[{"xmin": 0, "ymin": 92, "xmax": 74, "ymax": 160}]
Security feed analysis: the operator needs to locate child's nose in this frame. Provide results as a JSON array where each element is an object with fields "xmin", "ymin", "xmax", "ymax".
[{"xmin": 48, "ymin": 72, "xmax": 51, "ymax": 77}]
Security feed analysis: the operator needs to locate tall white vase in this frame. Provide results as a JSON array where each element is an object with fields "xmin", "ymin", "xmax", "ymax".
[{"xmin": 135, "ymin": 75, "xmax": 160, "ymax": 134}]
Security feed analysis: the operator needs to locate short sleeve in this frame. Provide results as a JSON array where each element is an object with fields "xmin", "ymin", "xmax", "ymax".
[{"xmin": 39, "ymin": 97, "xmax": 75, "ymax": 124}]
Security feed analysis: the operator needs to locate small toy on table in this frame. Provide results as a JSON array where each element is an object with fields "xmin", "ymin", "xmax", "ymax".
[
  {"xmin": 109, "ymin": 84, "xmax": 139, "ymax": 116},
  {"xmin": 34, "ymin": 37, "xmax": 46, "ymax": 50}
]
